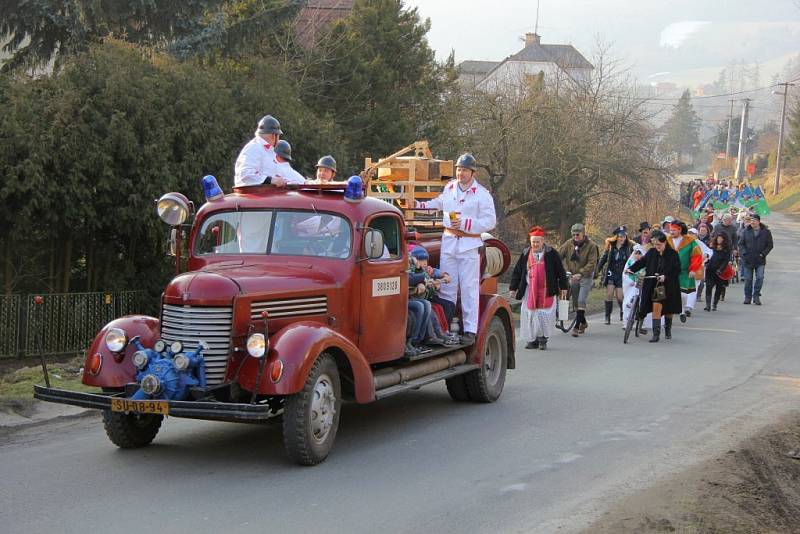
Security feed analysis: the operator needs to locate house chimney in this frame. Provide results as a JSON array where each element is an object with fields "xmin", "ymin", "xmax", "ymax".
[{"xmin": 525, "ymin": 32, "xmax": 541, "ymax": 46}]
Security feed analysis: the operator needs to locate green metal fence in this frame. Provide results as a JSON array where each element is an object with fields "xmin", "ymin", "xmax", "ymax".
[{"xmin": 0, "ymin": 291, "xmax": 146, "ymax": 358}]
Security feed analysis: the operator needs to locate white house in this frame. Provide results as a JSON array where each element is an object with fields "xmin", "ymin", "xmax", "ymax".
[{"xmin": 459, "ymin": 33, "xmax": 593, "ymax": 92}]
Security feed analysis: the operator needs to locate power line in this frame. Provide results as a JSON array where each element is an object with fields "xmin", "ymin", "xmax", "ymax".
[{"xmin": 606, "ymin": 76, "xmax": 800, "ymax": 102}]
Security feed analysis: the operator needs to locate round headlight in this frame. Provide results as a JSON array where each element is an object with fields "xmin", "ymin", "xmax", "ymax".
[
  {"xmin": 140, "ymin": 375, "xmax": 161, "ymax": 395},
  {"xmin": 247, "ymin": 333, "xmax": 267, "ymax": 358},
  {"xmin": 105, "ymin": 328, "xmax": 127, "ymax": 353},
  {"xmin": 153, "ymin": 340, "xmax": 166, "ymax": 353},
  {"xmin": 132, "ymin": 351, "xmax": 149, "ymax": 370},
  {"xmin": 156, "ymin": 192, "xmax": 191, "ymax": 226},
  {"xmin": 173, "ymin": 353, "xmax": 189, "ymax": 371},
  {"xmin": 170, "ymin": 340, "xmax": 183, "ymax": 354}
]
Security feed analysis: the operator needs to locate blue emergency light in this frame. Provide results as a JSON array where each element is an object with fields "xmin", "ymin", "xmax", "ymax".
[
  {"xmin": 344, "ymin": 175, "xmax": 364, "ymax": 203},
  {"xmin": 202, "ymin": 175, "xmax": 224, "ymax": 201}
]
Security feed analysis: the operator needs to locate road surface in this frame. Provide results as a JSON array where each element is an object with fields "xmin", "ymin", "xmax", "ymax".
[{"xmin": 2, "ymin": 213, "xmax": 799, "ymax": 534}]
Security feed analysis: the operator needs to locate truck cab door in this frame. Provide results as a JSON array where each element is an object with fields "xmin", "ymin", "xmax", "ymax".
[{"xmin": 358, "ymin": 214, "xmax": 407, "ymax": 363}]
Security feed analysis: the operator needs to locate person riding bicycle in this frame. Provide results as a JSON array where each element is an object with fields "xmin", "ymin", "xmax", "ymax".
[{"xmin": 558, "ymin": 223, "xmax": 598, "ymax": 337}]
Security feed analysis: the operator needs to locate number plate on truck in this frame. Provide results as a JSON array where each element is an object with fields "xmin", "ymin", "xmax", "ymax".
[{"xmin": 111, "ymin": 399, "xmax": 169, "ymax": 415}]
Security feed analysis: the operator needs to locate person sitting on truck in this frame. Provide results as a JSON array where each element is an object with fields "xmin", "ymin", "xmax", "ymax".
[
  {"xmin": 406, "ymin": 254, "xmax": 430, "ymax": 356},
  {"xmin": 234, "ymin": 114, "xmax": 290, "ymax": 187},
  {"xmin": 409, "ymin": 246, "xmax": 450, "ymax": 345},
  {"xmin": 310, "ymin": 155, "xmax": 338, "ymax": 183},
  {"xmin": 273, "ymin": 140, "xmax": 308, "ymax": 185},
  {"xmin": 413, "ymin": 153, "xmax": 497, "ymax": 346}
]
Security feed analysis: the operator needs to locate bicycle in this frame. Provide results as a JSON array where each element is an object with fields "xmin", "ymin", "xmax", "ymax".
[{"xmin": 623, "ymin": 274, "xmax": 659, "ymax": 344}]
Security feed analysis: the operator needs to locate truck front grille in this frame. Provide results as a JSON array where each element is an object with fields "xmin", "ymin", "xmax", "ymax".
[
  {"xmin": 160, "ymin": 304, "xmax": 232, "ymax": 385},
  {"xmin": 251, "ymin": 296, "xmax": 327, "ymax": 319}
]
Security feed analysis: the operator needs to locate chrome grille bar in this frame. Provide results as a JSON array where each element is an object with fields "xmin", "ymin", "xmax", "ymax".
[
  {"xmin": 161, "ymin": 303, "xmax": 232, "ymax": 385},
  {"xmin": 251, "ymin": 296, "xmax": 327, "ymax": 320}
]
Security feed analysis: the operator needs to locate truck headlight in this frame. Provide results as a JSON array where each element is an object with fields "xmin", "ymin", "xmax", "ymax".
[
  {"xmin": 153, "ymin": 340, "xmax": 166, "ymax": 353},
  {"xmin": 132, "ymin": 351, "xmax": 149, "ymax": 370},
  {"xmin": 170, "ymin": 340, "xmax": 183, "ymax": 354},
  {"xmin": 141, "ymin": 375, "xmax": 161, "ymax": 395},
  {"xmin": 247, "ymin": 333, "xmax": 267, "ymax": 358},
  {"xmin": 105, "ymin": 328, "xmax": 127, "ymax": 353},
  {"xmin": 173, "ymin": 353, "xmax": 189, "ymax": 371}
]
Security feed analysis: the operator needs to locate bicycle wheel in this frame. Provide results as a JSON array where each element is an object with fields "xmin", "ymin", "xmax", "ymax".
[{"xmin": 623, "ymin": 295, "xmax": 638, "ymax": 344}]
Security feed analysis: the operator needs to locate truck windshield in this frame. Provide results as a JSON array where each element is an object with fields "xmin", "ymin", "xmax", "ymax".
[{"xmin": 195, "ymin": 210, "xmax": 352, "ymax": 259}]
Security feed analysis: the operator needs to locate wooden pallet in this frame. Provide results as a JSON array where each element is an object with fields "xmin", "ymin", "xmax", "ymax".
[{"xmin": 364, "ymin": 141, "xmax": 453, "ymax": 231}]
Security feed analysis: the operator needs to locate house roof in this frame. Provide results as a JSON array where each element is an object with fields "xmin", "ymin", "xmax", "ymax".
[
  {"xmin": 509, "ymin": 43, "xmax": 593, "ymax": 70},
  {"xmin": 457, "ymin": 60, "xmax": 500, "ymax": 75}
]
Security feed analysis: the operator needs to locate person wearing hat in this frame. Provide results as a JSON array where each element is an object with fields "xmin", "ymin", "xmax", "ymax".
[
  {"xmin": 273, "ymin": 140, "xmax": 307, "ymax": 185},
  {"xmin": 626, "ymin": 230, "xmax": 682, "ymax": 343},
  {"xmin": 234, "ymin": 114, "xmax": 285, "ymax": 187},
  {"xmin": 666, "ymin": 220, "xmax": 704, "ymax": 323},
  {"xmin": 558, "ymin": 223, "xmax": 599, "ymax": 337},
  {"xmin": 633, "ymin": 222, "xmax": 651, "ymax": 246},
  {"xmin": 621, "ymin": 243, "xmax": 650, "ymax": 335},
  {"xmin": 661, "ymin": 215, "xmax": 675, "ymax": 232},
  {"xmin": 596, "ymin": 226, "xmax": 635, "ymax": 324},
  {"xmin": 314, "ymin": 155, "xmax": 338, "ymax": 183},
  {"xmin": 737, "ymin": 213, "xmax": 773, "ymax": 305},
  {"xmin": 414, "ymin": 153, "xmax": 496, "ymax": 345},
  {"xmin": 509, "ymin": 226, "xmax": 569, "ymax": 350}
]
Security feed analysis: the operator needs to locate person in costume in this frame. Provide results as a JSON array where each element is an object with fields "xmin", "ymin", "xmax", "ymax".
[
  {"xmin": 596, "ymin": 226, "xmax": 634, "ymax": 324},
  {"xmin": 621, "ymin": 244, "xmax": 650, "ymax": 335},
  {"xmin": 414, "ymin": 153, "xmax": 496, "ymax": 345},
  {"xmin": 627, "ymin": 230, "xmax": 682, "ymax": 343},
  {"xmin": 509, "ymin": 226, "xmax": 569, "ymax": 351},
  {"xmin": 666, "ymin": 220, "xmax": 704, "ymax": 321}
]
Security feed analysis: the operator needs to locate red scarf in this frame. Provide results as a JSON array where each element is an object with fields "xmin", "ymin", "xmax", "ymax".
[{"xmin": 527, "ymin": 250, "xmax": 553, "ymax": 310}]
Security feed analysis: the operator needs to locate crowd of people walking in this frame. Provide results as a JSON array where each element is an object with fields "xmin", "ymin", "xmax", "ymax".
[{"xmin": 509, "ymin": 204, "xmax": 774, "ymax": 349}]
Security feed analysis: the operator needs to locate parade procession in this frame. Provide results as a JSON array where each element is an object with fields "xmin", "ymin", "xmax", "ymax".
[{"xmin": 2, "ymin": 1, "xmax": 800, "ymax": 533}]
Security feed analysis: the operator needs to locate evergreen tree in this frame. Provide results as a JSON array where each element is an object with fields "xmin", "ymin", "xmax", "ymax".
[{"xmin": 660, "ymin": 90, "xmax": 701, "ymax": 168}]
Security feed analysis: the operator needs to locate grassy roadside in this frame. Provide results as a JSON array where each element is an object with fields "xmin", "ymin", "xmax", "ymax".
[
  {"xmin": 0, "ymin": 356, "xmax": 98, "ymax": 407},
  {"xmin": 753, "ymin": 171, "xmax": 800, "ymax": 214}
]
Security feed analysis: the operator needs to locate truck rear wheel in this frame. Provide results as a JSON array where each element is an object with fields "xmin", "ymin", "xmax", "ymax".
[
  {"xmin": 465, "ymin": 316, "xmax": 507, "ymax": 402},
  {"xmin": 282, "ymin": 353, "xmax": 342, "ymax": 466},
  {"xmin": 102, "ymin": 410, "xmax": 163, "ymax": 448}
]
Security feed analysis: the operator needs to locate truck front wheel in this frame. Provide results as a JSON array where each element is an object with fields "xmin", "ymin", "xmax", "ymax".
[
  {"xmin": 102, "ymin": 411, "xmax": 163, "ymax": 448},
  {"xmin": 465, "ymin": 316, "xmax": 508, "ymax": 402},
  {"xmin": 282, "ymin": 353, "xmax": 342, "ymax": 466}
]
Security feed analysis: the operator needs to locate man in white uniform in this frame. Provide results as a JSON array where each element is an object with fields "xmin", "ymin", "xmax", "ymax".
[
  {"xmin": 234, "ymin": 115, "xmax": 289, "ymax": 187},
  {"xmin": 274, "ymin": 140, "xmax": 307, "ymax": 185},
  {"xmin": 415, "ymin": 153, "xmax": 496, "ymax": 345}
]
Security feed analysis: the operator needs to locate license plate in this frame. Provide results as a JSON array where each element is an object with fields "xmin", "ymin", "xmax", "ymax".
[{"xmin": 111, "ymin": 398, "xmax": 169, "ymax": 415}]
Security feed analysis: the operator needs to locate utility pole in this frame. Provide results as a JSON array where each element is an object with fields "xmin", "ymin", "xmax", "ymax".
[
  {"xmin": 725, "ymin": 99, "xmax": 735, "ymax": 161},
  {"xmin": 734, "ymin": 99, "xmax": 750, "ymax": 181},
  {"xmin": 773, "ymin": 82, "xmax": 795, "ymax": 195}
]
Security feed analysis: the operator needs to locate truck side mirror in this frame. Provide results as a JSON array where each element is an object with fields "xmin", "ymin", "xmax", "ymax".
[{"xmin": 363, "ymin": 229, "xmax": 385, "ymax": 260}]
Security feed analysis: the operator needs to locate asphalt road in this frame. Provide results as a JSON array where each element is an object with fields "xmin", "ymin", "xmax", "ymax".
[{"xmin": 2, "ymin": 213, "xmax": 800, "ymax": 534}]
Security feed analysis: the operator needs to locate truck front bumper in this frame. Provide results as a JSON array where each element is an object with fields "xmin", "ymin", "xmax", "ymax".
[{"xmin": 33, "ymin": 385, "xmax": 282, "ymax": 423}]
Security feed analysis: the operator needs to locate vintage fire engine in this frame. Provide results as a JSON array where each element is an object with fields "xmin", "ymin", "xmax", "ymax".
[{"xmin": 35, "ymin": 162, "xmax": 514, "ymax": 465}]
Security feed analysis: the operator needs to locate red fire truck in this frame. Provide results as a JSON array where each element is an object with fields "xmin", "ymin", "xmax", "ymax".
[{"xmin": 35, "ymin": 179, "xmax": 514, "ymax": 465}]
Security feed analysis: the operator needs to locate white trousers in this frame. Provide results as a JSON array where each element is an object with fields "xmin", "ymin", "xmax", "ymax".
[
  {"xmin": 520, "ymin": 293, "xmax": 557, "ymax": 341},
  {"xmin": 438, "ymin": 250, "xmax": 481, "ymax": 334},
  {"xmin": 685, "ymin": 279, "xmax": 702, "ymax": 310}
]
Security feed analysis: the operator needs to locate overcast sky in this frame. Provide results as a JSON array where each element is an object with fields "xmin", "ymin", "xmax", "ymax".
[{"xmin": 406, "ymin": 0, "xmax": 800, "ymax": 85}]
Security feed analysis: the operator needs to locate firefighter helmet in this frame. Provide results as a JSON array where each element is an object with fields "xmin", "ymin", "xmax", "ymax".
[
  {"xmin": 455, "ymin": 153, "xmax": 478, "ymax": 171},
  {"xmin": 256, "ymin": 115, "xmax": 283, "ymax": 135},
  {"xmin": 275, "ymin": 140, "xmax": 292, "ymax": 161},
  {"xmin": 316, "ymin": 155, "xmax": 337, "ymax": 173}
]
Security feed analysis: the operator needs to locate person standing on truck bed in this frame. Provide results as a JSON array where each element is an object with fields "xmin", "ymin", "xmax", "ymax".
[
  {"xmin": 274, "ymin": 140, "xmax": 307, "ymax": 185},
  {"xmin": 313, "ymin": 155, "xmax": 338, "ymax": 183},
  {"xmin": 414, "ymin": 153, "xmax": 497, "ymax": 346},
  {"xmin": 234, "ymin": 114, "xmax": 287, "ymax": 187}
]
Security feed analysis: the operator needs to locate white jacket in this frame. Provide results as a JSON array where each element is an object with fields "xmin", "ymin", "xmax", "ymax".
[
  {"xmin": 416, "ymin": 179, "xmax": 496, "ymax": 255},
  {"xmin": 276, "ymin": 161, "xmax": 307, "ymax": 185},
  {"xmin": 234, "ymin": 136, "xmax": 280, "ymax": 187}
]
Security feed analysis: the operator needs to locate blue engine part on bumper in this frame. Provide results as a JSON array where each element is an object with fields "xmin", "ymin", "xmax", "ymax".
[{"xmin": 129, "ymin": 337, "xmax": 207, "ymax": 401}]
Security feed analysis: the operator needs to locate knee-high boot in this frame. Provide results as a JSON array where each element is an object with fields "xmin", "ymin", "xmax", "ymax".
[
  {"xmin": 649, "ymin": 318, "xmax": 661, "ymax": 343},
  {"xmin": 604, "ymin": 301, "xmax": 612, "ymax": 325},
  {"xmin": 617, "ymin": 299, "xmax": 624, "ymax": 321},
  {"xmin": 705, "ymin": 290, "xmax": 712, "ymax": 311},
  {"xmin": 664, "ymin": 316, "xmax": 673, "ymax": 339}
]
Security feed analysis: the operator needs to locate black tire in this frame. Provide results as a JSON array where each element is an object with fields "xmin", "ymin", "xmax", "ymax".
[
  {"xmin": 102, "ymin": 410, "xmax": 163, "ymax": 449},
  {"xmin": 465, "ymin": 317, "xmax": 507, "ymax": 403},
  {"xmin": 624, "ymin": 296, "xmax": 638, "ymax": 344},
  {"xmin": 445, "ymin": 375, "xmax": 471, "ymax": 401},
  {"xmin": 282, "ymin": 353, "xmax": 342, "ymax": 466}
]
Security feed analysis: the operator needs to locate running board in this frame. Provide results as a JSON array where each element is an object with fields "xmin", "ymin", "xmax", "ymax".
[{"xmin": 374, "ymin": 363, "xmax": 479, "ymax": 400}]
